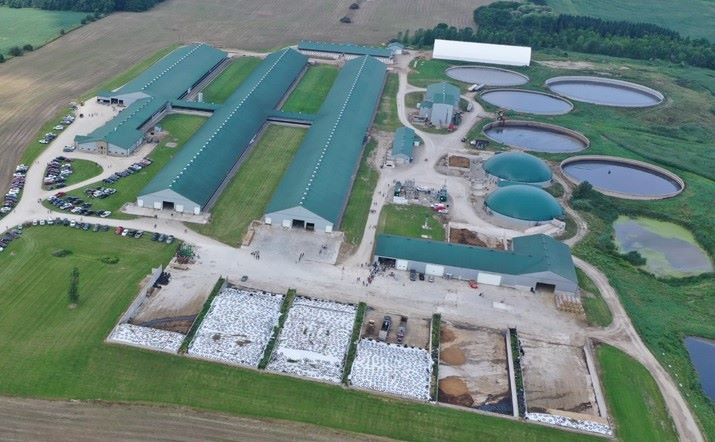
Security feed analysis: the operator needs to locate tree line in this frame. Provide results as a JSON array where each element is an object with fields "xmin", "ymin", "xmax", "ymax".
[
  {"xmin": 398, "ymin": 1, "xmax": 714, "ymax": 69},
  {"xmin": 0, "ymin": 0, "xmax": 164, "ymax": 12}
]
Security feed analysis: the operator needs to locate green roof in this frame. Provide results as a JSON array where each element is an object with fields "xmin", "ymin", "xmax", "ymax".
[
  {"xmin": 298, "ymin": 40, "xmax": 392, "ymax": 58},
  {"xmin": 425, "ymin": 82, "xmax": 460, "ymax": 106},
  {"xmin": 266, "ymin": 56, "xmax": 387, "ymax": 225},
  {"xmin": 484, "ymin": 152, "xmax": 552, "ymax": 184},
  {"xmin": 113, "ymin": 43, "xmax": 227, "ymax": 99},
  {"xmin": 375, "ymin": 234, "xmax": 577, "ymax": 283},
  {"xmin": 141, "ymin": 49, "xmax": 308, "ymax": 207},
  {"xmin": 486, "ymin": 185, "xmax": 563, "ymax": 221},
  {"xmin": 75, "ymin": 97, "xmax": 166, "ymax": 150},
  {"xmin": 392, "ymin": 127, "xmax": 415, "ymax": 158}
]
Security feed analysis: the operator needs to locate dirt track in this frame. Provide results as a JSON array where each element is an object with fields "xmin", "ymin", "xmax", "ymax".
[
  {"xmin": 0, "ymin": 0, "xmax": 478, "ymax": 194},
  {"xmin": 0, "ymin": 397, "xmax": 391, "ymax": 441}
]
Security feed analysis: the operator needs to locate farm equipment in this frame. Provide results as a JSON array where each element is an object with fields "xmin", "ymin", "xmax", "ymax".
[
  {"xmin": 396, "ymin": 316, "xmax": 407, "ymax": 344},
  {"xmin": 378, "ymin": 315, "xmax": 392, "ymax": 341}
]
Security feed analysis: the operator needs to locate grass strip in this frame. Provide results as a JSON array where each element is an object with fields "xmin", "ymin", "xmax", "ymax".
[
  {"xmin": 258, "ymin": 288, "xmax": 296, "ymax": 369},
  {"xmin": 201, "ymin": 56, "xmax": 261, "ymax": 104},
  {"xmin": 179, "ymin": 277, "xmax": 225, "ymax": 354},
  {"xmin": 342, "ymin": 302, "xmax": 367, "ymax": 385},
  {"xmin": 373, "ymin": 73, "xmax": 400, "ymax": 131},
  {"xmin": 576, "ymin": 268, "xmax": 612, "ymax": 327},
  {"xmin": 430, "ymin": 313, "xmax": 441, "ymax": 401},
  {"xmin": 340, "ymin": 138, "xmax": 379, "ymax": 245}
]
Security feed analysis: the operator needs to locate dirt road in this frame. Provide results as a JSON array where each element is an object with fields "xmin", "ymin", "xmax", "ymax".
[
  {"xmin": 0, "ymin": 0, "xmax": 478, "ymax": 194},
  {"xmin": 0, "ymin": 396, "xmax": 391, "ymax": 442}
]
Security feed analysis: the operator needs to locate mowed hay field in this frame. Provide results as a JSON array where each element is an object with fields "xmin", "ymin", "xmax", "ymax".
[
  {"xmin": 0, "ymin": 6, "xmax": 85, "ymax": 55},
  {"xmin": 0, "ymin": 0, "xmax": 479, "ymax": 194},
  {"xmin": 194, "ymin": 125, "xmax": 307, "ymax": 245},
  {"xmin": 547, "ymin": 0, "xmax": 715, "ymax": 41},
  {"xmin": 0, "ymin": 229, "xmax": 598, "ymax": 442}
]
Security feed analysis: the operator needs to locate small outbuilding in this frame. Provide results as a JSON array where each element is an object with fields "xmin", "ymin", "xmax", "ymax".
[
  {"xmin": 374, "ymin": 233, "xmax": 578, "ymax": 293},
  {"xmin": 391, "ymin": 127, "xmax": 416, "ymax": 165},
  {"xmin": 419, "ymin": 82, "xmax": 460, "ymax": 128},
  {"xmin": 485, "ymin": 185, "xmax": 563, "ymax": 226},
  {"xmin": 484, "ymin": 151, "xmax": 552, "ymax": 187}
]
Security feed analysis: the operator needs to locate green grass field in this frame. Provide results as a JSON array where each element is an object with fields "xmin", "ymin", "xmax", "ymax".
[
  {"xmin": 597, "ymin": 345, "xmax": 678, "ymax": 441},
  {"xmin": 547, "ymin": 0, "xmax": 715, "ymax": 41},
  {"xmin": 193, "ymin": 125, "xmax": 306, "ymax": 245},
  {"xmin": 341, "ymin": 139, "xmax": 379, "ymax": 245},
  {"xmin": 373, "ymin": 73, "xmax": 400, "ymax": 131},
  {"xmin": 63, "ymin": 159, "xmax": 103, "ymax": 187},
  {"xmin": 61, "ymin": 114, "xmax": 206, "ymax": 218},
  {"xmin": 0, "ymin": 228, "xmax": 597, "ymax": 442},
  {"xmin": 281, "ymin": 64, "xmax": 338, "ymax": 114},
  {"xmin": 378, "ymin": 204, "xmax": 445, "ymax": 241},
  {"xmin": 576, "ymin": 268, "xmax": 612, "ymax": 327},
  {"xmin": 0, "ymin": 6, "xmax": 85, "ymax": 56},
  {"xmin": 201, "ymin": 57, "xmax": 261, "ymax": 104},
  {"xmin": 408, "ymin": 58, "xmax": 469, "ymax": 91}
]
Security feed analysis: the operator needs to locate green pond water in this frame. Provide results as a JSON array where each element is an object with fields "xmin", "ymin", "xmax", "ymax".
[{"xmin": 613, "ymin": 216, "xmax": 712, "ymax": 277}]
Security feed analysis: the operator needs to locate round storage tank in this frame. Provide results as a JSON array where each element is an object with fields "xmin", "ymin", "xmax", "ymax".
[
  {"xmin": 486, "ymin": 185, "xmax": 564, "ymax": 224},
  {"xmin": 484, "ymin": 152, "xmax": 552, "ymax": 186}
]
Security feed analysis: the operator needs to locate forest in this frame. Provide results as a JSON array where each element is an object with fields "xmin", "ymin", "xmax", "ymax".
[{"xmin": 0, "ymin": 0, "xmax": 163, "ymax": 12}]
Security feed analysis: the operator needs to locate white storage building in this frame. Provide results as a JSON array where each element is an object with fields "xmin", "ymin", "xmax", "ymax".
[{"xmin": 432, "ymin": 40, "xmax": 531, "ymax": 67}]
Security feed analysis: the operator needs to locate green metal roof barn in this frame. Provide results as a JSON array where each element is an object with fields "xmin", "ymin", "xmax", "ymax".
[
  {"xmin": 486, "ymin": 185, "xmax": 563, "ymax": 222},
  {"xmin": 484, "ymin": 151, "xmax": 552, "ymax": 185}
]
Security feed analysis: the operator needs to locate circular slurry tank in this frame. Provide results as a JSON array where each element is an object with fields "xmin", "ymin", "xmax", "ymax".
[
  {"xmin": 486, "ymin": 185, "xmax": 564, "ymax": 224},
  {"xmin": 561, "ymin": 155, "xmax": 684, "ymax": 199},
  {"xmin": 480, "ymin": 89, "xmax": 573, "ymax": 115},
  {"xmin": 446, "ymin": 66, "xmax": 529, "ymax": 87},
  {"xmin": 546, "ymin": 76, "xmax": 664, "ymax": 107},
  {"xmin": 484, "ymin": 120, "xmax": 588, "ymax": 153}
]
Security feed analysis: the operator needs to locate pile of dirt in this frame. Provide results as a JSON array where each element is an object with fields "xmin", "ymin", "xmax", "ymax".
[
  {"xmin": 441, "ymin": 326, "xmax": 456, "ymax": 343},
  {"xmin": 448, "ymin": 156, "xmax": 470, "ymax": 168},
  {"xmin": 133, "ymin": 315, "xmax": 196, "ymax": 334},
  {"xmin": 449, "ymin": 228, "xmax": 506, "ymax": 249},
  {"xmin": 440, "ymin": 345, "xmax": 467, "ymax": 365},
  {"xmin": 439, "ymin": 377, "xmax": 474, "ymax": 407}
]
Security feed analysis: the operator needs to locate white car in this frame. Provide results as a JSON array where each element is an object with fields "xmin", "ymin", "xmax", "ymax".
[
  {"xmin": 39, "ymin": 139, "xmax": 49, "ymax": 144},
  {"xmin": 54, "ymin": 125, "xmax": 65, "ymax": 131}
]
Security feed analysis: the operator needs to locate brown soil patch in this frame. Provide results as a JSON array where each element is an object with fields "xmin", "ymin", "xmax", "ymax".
[
  {"xmin": 440, "ymin": 345, "xmax": 467, "ymax": 365},
  {"xmin": 439, "ymin": 377, "xmax": 474, "ymax": 407},
  {"xmin": 441, "ymin": 326, "xmax": 456, "ymax": 343},
  {"xmin": 449, "ymin": 228, "xmax": 507, "ymax": 249},
  {"xmin": 448, "ymin": 155, "xmax": 470, "ymax": 168}
]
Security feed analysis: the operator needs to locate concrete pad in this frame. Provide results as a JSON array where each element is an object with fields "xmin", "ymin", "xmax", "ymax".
[{"xmin": 250, "ymin": 224, "xmax": 342, "ymax": 265}]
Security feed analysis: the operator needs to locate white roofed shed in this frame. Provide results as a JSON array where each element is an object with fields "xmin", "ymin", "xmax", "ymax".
[{"xmin": 432, "ymin": 39, "xmax": 531, "ymax": 67}]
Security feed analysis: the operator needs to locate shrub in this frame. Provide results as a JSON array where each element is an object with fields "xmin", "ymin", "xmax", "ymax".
[
  {"xmin": 60, "ymin": 29, "xmax": 65, "ymax": 35},
  {"xmin": 52, "ymin": 249, "xmax": 72, "ymax": 257},
  {"xmin": 624, "ymin": 250, "xmax": 647, "ymax": 266},
  {"xmin": 101, "ymin": 256, "xmax": 119, "ymax": 264},
  {"xmin": 0, "ymin": 54, "xmax": 5, "ymax": 63},
  {"xmin": 22, "ymin": 44, "xmax": 33, "ymax": 52},
  {"xmin": 8, "ymin": 46, "xmax": 22, "ymax": 57}
]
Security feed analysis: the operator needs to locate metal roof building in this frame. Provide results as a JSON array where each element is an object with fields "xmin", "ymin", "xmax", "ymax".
[
  {"xmin": 484, "ymin": 151, "xmax": 552, "ymax": 187},
  {"xmin": 486, "ymin": 185, "xmax": 564, "ymax": 226},
  {"xmin": 264, "ymin": 55, "xmax": 387, "ymax": 232},
  {"xmin": 374, "ymin": 233, "xmax": 578, "ymax": 293},
  {"xmin": 391, "ymin": 127, "xmax": 416, "ymax": 165},
  {"xmin": 297, "ymin": 40, "xmax": 393, "ymax": 63},
  {"xmin": 137, "ymin": 49, "xmax": 308, "ymax": 214},
  {"xmin": 433, "ymin": 39, "xmax": 531, "ymax": 67},
  {"xmin": 77, "ymin": 44, "xmax": 227, "ymax": 155},
  {"xmin": 420, "ymin": 82, "xmax": 460, "ymax": 128}
]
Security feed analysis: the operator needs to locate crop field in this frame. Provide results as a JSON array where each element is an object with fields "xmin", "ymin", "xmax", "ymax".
[
  {"xmin": 202, "ymin": 56, "xmax": 261, "ymax": 104},
  {"xmin": 0, "ymin": 6, "xmax": 85, "ymax": 56},
  {"xmin": 0, "ymin": 228, "xmax": 598, "ymax": 442},
  {"xmin": 194, "ymin": 125, "xmax": 306, "ymax": 245},
  {"xmin": 547, "ymin": 0, "xmax": 715, "ymax": 41},
  {"xmin": 341, "ymin": 139, "xmax": 379, "ymax": 245},
  {"xmin": 597, "ymin": 345, "xmax": 677, "ymax": 441},
  {"xmin": 282, "ymin": 65, "xmax": 339, "ymax": 114},
  {"xmin": 0, "ymin": 0, "xmax": 475, "ymax": 195},
  {"xmin": 62, "ymin": 114, "xmax": 206, "ymax": 218},
  {"xmin": 377, "ymin": 204, "xmax": 445, "ymax": 241}
]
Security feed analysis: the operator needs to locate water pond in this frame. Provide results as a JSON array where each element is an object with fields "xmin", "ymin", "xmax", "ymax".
[
  {"xmin": 446, "ymin": 66, "xmax": 529, "ymax": 87},
  {"xmin": 685, "ymin": 337, "xmax": 715, "ymax": 402},
  {"xmin": 480, "ymin": 89, "xmax": 573, "ymax": 115}
]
